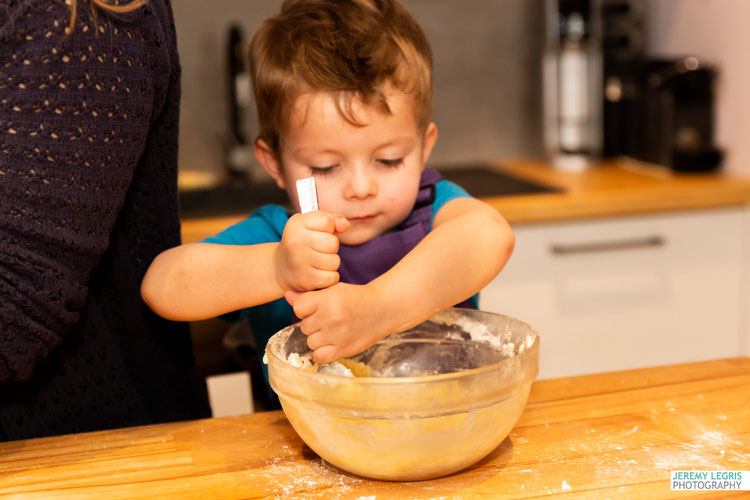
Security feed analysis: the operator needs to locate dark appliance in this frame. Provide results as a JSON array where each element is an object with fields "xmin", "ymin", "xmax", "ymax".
[
  {"xmin": 634, "ymin": 58, "xmax": 721, "ymax": 172},
  {"xmin": 600, "ymin": 0, "xmax": 645, "ymax": 158},
  {"xmin": 600, "ymin": 0, "xmax": 723, "ymax": 172}
]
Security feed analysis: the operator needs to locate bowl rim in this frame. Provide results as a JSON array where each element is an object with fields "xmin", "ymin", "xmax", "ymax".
[{"xmin": 265, "ymin": 308, "xmax": 540, "ymax": 386}]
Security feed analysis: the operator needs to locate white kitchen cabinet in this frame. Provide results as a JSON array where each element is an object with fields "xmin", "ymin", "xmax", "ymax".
[{"xmin": 480, "ymin": 207, "xmax": 746, "ymax": 379}]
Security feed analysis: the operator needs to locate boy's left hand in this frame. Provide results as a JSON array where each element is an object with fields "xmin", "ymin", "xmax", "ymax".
[{"xmin": 285, "ymin": 283, "xmax": 388, "ymax": 364}]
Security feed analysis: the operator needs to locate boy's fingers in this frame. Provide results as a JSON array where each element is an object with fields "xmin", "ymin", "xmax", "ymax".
[
  {"xmin": 305, "ymin": 331, "xmax": 325, "ymax": 350},
  {"xmin": 284, "ymin": 290, "xmax": 300, "ymax": 306},
  {"xmin": 312, "ymin": 270, "xmax": 339, "ymax": 289},
  {"xmin": 309, "ymin": 232, "xmax": 339, "ymax": 254},
  {"xmin": 299, "ymin": 316, "xmax": 320, "ymax": 337},
  {"xmin": 312, "ymin": 253, "xmax": 340, "ymax": 273},
  {"xmin": 331, "ymin": 213, "xmax": 350, "ymax": 234},
  {"xmin": 301, "ymin": 211, "xmax": 335, "ymax": 233},
  {"xmin": 313, "ymin": 345, "xmax": 339, "ymax": 364},
  {"xmin": 293, "ymin": 270, "xmax": 337, "ymax": 293},
  {"xmin": 293, "ymin": 292, "xmax": 318, "ymax": 319}
]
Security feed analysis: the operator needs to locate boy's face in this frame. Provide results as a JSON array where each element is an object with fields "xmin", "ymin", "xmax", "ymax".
[{"xmin": 260, "ymin": 86, "xmax": 437, "ymax": 246}]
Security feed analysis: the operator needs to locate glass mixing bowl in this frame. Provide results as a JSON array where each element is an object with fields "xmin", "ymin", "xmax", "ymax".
[{"xmin": 266, "ymin": 308, "xmax": 540, "ymax": 481}]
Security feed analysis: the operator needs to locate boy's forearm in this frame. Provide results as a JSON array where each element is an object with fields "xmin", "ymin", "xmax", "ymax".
[
  {"xmin": 141, "ymin": 242, "xmax": 285, "ymax": 321},
  {"xmin": 369, "ymin": 206, "xmax": 514, "ymax": 336}
]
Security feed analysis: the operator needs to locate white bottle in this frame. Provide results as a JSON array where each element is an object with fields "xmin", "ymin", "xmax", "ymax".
[{"xmin": 543, "ymin": 4, "xmax": 602, "ymax": 171}]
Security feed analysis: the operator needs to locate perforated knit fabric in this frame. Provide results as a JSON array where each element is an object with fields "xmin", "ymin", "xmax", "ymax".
[{"xmin": 0, "ymin": 0, "xmax": 210, "ymax": 440}]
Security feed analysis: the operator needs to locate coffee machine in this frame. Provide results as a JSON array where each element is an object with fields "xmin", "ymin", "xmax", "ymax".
[
  {"xmin": 600, "ymin": 0, "xmax": 723, "ymax": 172},
  {"xmin": 543, "ymin": 0, "xmax": 723, "ymax": 172}
]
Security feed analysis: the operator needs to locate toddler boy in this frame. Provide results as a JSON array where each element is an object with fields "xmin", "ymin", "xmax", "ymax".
[{"xmin": 141, "ymin": 0, "xmax": 514, "ymax": 393}]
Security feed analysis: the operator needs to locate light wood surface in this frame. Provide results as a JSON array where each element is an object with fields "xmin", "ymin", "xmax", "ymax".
[
  {"xmin": 181, "ymin": 214, "xmax": 247, "ymax": 246},
  {"xmin": 180, "ymin": 159, "xmax": 750, "ymax": 243},
  {"xmin": 2, "ymin": 357, "xmax": 748, "ymax": 498},
  {"xmin": 486, "ymin": 159, "xmax": 750, "ymax": 225}
]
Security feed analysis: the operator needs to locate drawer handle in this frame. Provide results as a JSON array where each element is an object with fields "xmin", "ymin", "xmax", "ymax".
[{"xmin": 550, "ymin": 235, "xmax": 666, "ymax": 256}]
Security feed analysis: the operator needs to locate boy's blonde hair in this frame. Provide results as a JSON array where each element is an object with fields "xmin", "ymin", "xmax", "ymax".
[{"xmin": 250, "ymin": 0, "xmax": 433, "ymax": 153}]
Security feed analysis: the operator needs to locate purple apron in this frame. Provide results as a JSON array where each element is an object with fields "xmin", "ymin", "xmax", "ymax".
[{"xmin": 292, "ymin": 168, "xmax": 475, "ymax": 322}]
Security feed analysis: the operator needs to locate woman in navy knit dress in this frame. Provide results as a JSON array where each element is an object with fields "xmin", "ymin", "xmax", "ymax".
[{"xmin": 0, "ymin": 0, "xmax": 211, "ymax": 440}]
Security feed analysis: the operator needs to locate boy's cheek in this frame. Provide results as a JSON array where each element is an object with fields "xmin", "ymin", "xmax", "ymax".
[{"xmin": 314, "ymin": 194, "xmax": 340, "ymax": 215}]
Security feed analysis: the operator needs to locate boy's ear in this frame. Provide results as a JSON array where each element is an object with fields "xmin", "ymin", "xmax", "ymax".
[
  {"xmin": 421, "ymin": 122, "xmax": 438, "ymax": 168},
  {"xmin": 254, "ymin": 139, "xmax": 286, "ymax": 189}
]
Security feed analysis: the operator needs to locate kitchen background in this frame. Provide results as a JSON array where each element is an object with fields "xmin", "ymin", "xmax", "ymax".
[
  {"xmin": 173, "ymin": 0, "xmax": 750, "ymax": 184},
  {"xmin": 171, "ymin": 0, "xmax": 750, "ymax": 416},
  {"xmin": 173, "ymin": 0, "xmax": 544, "ymax": 184}
]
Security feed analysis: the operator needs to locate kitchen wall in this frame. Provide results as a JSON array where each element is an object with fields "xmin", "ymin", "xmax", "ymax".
[
  {"xmin": 172, "ymin": 0, "xmax": 546, "ymax": 185},
  {"xmin": 645, "ymin": 0, "xmax": 750, "ymax": 176}
]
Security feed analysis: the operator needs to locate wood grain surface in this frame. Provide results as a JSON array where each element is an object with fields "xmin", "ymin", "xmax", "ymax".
[
  {"xmin": 180, "ymin": 159, "xmax": 750, "ymax": 243},
  {"xmin": 484, "ymin": 160, "xmax": 750, "ymax": 225},
  {"xmin": 1, "ymin": 357, "xmax": 748, "ymax": 498}
]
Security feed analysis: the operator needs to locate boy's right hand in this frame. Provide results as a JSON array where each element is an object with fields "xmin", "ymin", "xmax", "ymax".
[{"xmin": 274, "ymin": 211, "xmax": 349, "ymax": 292}]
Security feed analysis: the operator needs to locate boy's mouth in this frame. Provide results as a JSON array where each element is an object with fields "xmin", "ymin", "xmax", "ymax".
[{"xmin": 349, "ymin": 214, "xmax": 375, "ymax": 223}]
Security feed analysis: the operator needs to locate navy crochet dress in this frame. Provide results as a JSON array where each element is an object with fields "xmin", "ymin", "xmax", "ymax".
[{"xmin": 0, "ymin": 0, "xmax": 211, "ymax": 440}]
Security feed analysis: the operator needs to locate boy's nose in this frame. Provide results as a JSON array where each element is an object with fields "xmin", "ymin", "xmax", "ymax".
[{"xmin": 344, "ymin": 167, "xmax": 377, "ymax": 200}]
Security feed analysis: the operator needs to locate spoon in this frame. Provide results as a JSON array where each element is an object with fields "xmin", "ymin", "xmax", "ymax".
[{"xmin": 288, "ymin": 177, "xmax": 355, "ymax": 377}]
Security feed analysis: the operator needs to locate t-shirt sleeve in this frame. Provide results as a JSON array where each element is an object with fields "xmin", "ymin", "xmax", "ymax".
[
  {"xmin": 431, "ymin": 180, "xmax": 472, "ymax": 226},
  {"xmin": 202, "ymin": 205, "xmax": 289, "ymax": 246}
]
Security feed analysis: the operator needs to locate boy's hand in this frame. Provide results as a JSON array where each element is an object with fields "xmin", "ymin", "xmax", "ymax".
[
  {"xmin": 274, "ymin": 211, "xmax": 349, "ymax": 292},
  {"xmin": 285, "ymin": 283, "xmax": 389, "ymax": 364}
]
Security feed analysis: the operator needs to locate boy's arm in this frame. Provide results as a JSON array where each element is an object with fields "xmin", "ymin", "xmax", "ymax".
[
  {"xmin": 290, "ymin": 198, "xmax": 514, "ymax": 363},
  {"xmin": 374, "ymin": 196, "xmax": 514, "ymax": 327},
  {"xmin": 142, "ymin": 211, "xmax": 348, "ymax": 321},
  {"xmin": 141, "ymin": 242, "xmax": 285, "ymax": 321}
]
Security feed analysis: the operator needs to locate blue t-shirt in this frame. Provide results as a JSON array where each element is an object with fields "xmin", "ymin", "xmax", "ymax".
[{"xmin": 203, "ymin": 179, "xmax": 475, "ymax": 389}]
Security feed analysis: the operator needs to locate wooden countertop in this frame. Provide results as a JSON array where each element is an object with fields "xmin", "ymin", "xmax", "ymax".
[
  {"xmin": 486, "ymin": 159, "xmax": 750, "ymax": 225},
  {"xmin": 2, "ymin": 357, "xmax": 749, "ymax": 498},
  {"xmin": 180, "ymin": 160, "xmax": 750, "ymax": 243}
]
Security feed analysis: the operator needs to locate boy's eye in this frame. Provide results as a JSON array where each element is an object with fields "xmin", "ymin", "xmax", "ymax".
[
  {"xmin": 310, "ymin": 165, "xmax": 337, "ymax": 175},
  {"xmin": 378, "ymin": 158, "xmax": 403, "ymax": 167}
]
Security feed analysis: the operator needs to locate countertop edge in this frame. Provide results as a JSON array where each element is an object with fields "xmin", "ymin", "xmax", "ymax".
[{"xmin": 180, "ymin": 160, "xmax": 750, "ymax": 242}]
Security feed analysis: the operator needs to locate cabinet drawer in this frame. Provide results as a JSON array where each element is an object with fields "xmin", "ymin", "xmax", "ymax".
[{"xmin": 481, "ymin": 207, "xmax": 744, "ymax": 379}]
